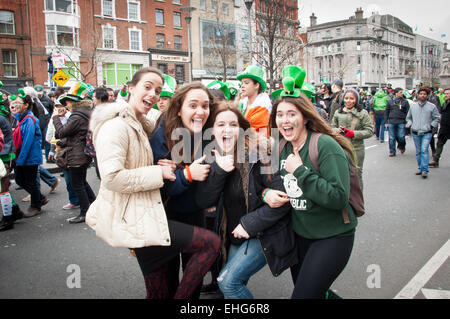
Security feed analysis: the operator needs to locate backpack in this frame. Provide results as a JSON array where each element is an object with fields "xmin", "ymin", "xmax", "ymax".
[
  {"xmin": 70, "ymin": 111, "xmax": 96, "ymax": 158},
  {"xmin": 12, "ymin": 114, "xmax": 36, "ymax": 158},
  {"xmin": 278, "ymin": 132, "xmax": 365, "ymax": 224}
]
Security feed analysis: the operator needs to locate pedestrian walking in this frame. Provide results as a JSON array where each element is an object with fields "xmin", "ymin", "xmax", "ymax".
[
  {"xmin": 371, "ymin": 89, "xmax": 389, "ymax": 143},
  {"xmin": 406, "ymin": 87, "xmax": 441, "ymax": 178},
  {"xmin": 86, "ymin": 67, "xmax": 219, "ymax": 299},
  {"xmin": 429, "ymin": 88, "xmax": 450, "ymax": 168},
  {"xmin": 269, "ymin": 66, "xmax": 357, "ymax": 299},
  {"xmin": 385, "ymin": 88, "xmax": 410, "ymax": 156},
  {"xmin": 9, "ymin": 90, "xmax": 48, "ymax": 217},
  {"xmin": 331, "ymin": 89, "xmax": 373, "ymax": 187},
  {"xmin": 54, "ymin": 82, "xmax": 96, "ymax": 223},
  {"xmin": 196, "ymin": 102, "xmax": 296, "ymax": 299},
  {"xmin": 328, "ymin": 79, "xmax": 344, "ymax": 122}
]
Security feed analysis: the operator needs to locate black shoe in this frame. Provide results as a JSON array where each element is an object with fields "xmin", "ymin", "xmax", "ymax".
[
  {"xmin": 69, "ymin": 215, "xmax": 85, "ymax": 224},
  {"xmin": 11, "ymin": 205, "xmax": 24, "ymax": 221},
  {"xmin": 201, "ymin": 282, "xmax": 220, "ymax": 294},
  {"xmin": 0, "ymin": 216, "xmax": 14, "ymax": 232}
]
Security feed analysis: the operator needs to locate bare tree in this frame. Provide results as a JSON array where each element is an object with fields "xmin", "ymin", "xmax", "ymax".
[{"xmin": 253, "ymin": 0, "xmax": 302, "ymax": 89}]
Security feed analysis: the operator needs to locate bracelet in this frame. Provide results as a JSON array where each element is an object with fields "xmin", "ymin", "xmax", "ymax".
[
  {"xmin": 185, "ymin": 165, "xmax": 193, "ymax": 183},
  {"xmin": 262, "ymin": 188, "xmax": 270, "ymax": 202}
]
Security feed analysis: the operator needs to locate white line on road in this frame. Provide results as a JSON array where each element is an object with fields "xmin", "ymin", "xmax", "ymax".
[
  {"xmin": 365, "ymin": 145, "xmax": 378, "ymax": 150},
  {"xmin": 394, "ymin": 238, "xmax": 450, "ymax": 299}
]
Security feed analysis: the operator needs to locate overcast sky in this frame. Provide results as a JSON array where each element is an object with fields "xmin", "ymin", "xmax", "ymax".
[{"xmin": 298, "ymin": 0, "xmax": 450, "ymax": 43}]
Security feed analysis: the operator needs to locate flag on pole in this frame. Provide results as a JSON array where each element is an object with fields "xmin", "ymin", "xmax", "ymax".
[{"xmin": 441, "ymin": 34, "xmax": 447, "ymax": 38}]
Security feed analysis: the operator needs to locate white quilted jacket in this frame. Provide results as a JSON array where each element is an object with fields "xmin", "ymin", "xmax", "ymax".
[{"xmin": 86, "ymin": 101, "xmax": 171, "ymax": 248}]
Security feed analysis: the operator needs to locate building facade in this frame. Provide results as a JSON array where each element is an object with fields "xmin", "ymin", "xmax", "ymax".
[{"xmin": 414, "ymin": 34, "xmax": 444, "ymax": 87}]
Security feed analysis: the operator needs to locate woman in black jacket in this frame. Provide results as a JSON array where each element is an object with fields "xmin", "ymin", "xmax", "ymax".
[
  {"xmin": 196, "ymin": 103, "xmax": 297, "ymax": 299},
  {"xmin": 53, "ymin": 87, "xmax": 96, "ymax": 224}
]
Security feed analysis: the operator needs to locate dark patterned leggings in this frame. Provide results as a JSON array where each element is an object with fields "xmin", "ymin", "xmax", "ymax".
[{"xmin": 138, "ymin": 223, "xmax": 220, "ymax": 299}]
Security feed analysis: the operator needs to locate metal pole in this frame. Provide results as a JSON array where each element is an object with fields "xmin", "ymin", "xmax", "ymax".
[
  {"xmin": 187, "ymin": 19, "xmax": 192, "ymax": 83},
  {"xmin": 248, "ymin": 9, "xmax": 252, "ymax": 64}
]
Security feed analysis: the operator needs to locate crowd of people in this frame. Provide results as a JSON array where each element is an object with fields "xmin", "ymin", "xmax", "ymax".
[{"xmin": 0, "ymin": 64, "xmax": 448, "ymax": 300}]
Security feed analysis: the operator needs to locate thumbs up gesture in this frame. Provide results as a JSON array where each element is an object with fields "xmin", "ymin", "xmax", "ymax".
[
  {"xmin": 186, "ymin": 154, "xmax": 210, "ymax": 182},
  {"xmin": 285, "ymin": 146, "xmax": 303, "ymax": 174},
  {"xmin": 212, "ymin": 149, "xmax": 235, "ymax": 172}
]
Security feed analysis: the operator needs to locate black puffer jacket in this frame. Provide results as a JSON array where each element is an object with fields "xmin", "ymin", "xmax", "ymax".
[
  {"xmin": 385, "ymin": 97, "xmax": 410, "ymax": 124},
  {"xmin": 439, "ymin": 100, "xmax": 450, "ymax": 139},
  {"xmin": 53, "ymin": 100, "xmax": 92, "ymax": 167},
  {"xmin": 196, "ymin": 159, "xmax": 297, "ymax": 277}
]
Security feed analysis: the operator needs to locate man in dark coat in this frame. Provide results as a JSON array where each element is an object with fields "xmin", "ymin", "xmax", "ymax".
[{"xmin": 429, "ymin": 88, "xmax": 450, "ymax": 167}]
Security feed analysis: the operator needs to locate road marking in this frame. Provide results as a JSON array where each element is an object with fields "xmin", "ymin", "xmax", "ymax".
[
  {"xmin": 365, "ymin": 145, "xmax": 378, "ymax": 150},
  {"xmin": 394, "ymin": 238, "xmax": 450, "ymax": 299},
  {"xmin": 421, "ymin": 288, "xmax": 450, "ymax": 299}
]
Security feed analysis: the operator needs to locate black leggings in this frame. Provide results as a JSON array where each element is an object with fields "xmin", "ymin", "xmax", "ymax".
[{"xmin": 290, "ymin": 233, "xmax": 354, "ymax": 299}]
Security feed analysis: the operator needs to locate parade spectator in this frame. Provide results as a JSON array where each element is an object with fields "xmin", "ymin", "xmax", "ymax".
[
  {"xmin": 331, "ymin": 89, "xmax": 373, "ymax": 187},
  {"xmin": 9, "ymin": 90, "xmax": 48, "ymax": 217},
  {"xmin": 150, "ymin": 81, "xmax": 219, "ymax": 299},
  {"xmin": 385, "ymin": 88, "xmax": 410, "ymax": 156},
  {"xmin": 46, "ymin": 100, "xmax": 79, "ymax": 210},
  {"xmin": 316, "ymin": 82, "xmax": 333, "ymax": 113},
  {"xmin": 86, "ymin": 67, "xmax": 219, "ymax": 299},
  {"xmin": 406, "ymin": 87, "xmax": 441, "ymax": 179},
  {"xmin": 237, "ymin": 65, "xmax": 272, "ymax": 136},
  {"xmin": 371, "ymin": 89, "xmax": 389, "ymax": 143},
  {"xmin": 54, "ymin": 82, "xmax": 96, "ymax": 223},
  {"xmin": 269, "ymin": 68, "xmax": 357, "ymax": 299},
  {"xmin": 93, "ymin": 87, "xmax": 109, "ymax": 106},
  {"xmin": 147, "ymin": 74, "xmax": 176, "ymax": 127},
  {"xmin": 328, "ymin": 79, "xmax": 344, "ymax": 122},
  {"xmin": 429, "ymin": 88, "xmax": 450, "ymax": 168},
  {"xmin": 196, "ymin": 102, "xmax": 296, "ymax": 299},
  {"xmin": 437, "ymin": 87, "xmax": 445, "ymax": 106},
  {"xmin": 106, "ymin": 88, "xmax": 115, "ymax": 103}
]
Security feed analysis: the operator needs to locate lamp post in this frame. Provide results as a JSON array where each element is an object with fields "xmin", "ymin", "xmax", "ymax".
[
  {"xmin": 244, "ymin": 0, "xmax": 254, "ymax": 65},
  {"xmin": 374, "ymin": 28, "xmax": 385, "ymax": 89},
  {"xmin": 181, "ymin": 5, "xmax": 196, "ymax": 83}
]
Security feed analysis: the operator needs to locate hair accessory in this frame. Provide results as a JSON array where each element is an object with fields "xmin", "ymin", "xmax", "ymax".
[{"xmin": 271, "ymin": 65, "xmax": 306, "ymax": 99}]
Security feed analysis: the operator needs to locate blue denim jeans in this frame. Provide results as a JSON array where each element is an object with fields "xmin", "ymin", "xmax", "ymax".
[
  {"xmin": 388, "ymin": 123, "xmax": 406, "ymax": 154},
  {"xmin": 375, "ymin": 113, "xmax": 385, "ymax": 141},
  {"xmin": 63, "ymin": 168, "xmax": 79, "ymax": 206},
  {"xmin": 412, "ymin": 132, "xmax": 432, "ymax": 173},
  {"xmin": 217, "ymin": 238, "xmax": 267, "ymax": 299},
  {"xmin": 37, "ymin": 165, "xmax": 57, "ymax": 192}
]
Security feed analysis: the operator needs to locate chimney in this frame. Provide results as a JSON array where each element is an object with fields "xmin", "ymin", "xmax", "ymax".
[
  {"xmin": 355, "ymin": 7, "xmax": 363, "ymax": 20},
  {"xmin": 310, "ymin": 13, "xmax": 317, "ymax": 27}
]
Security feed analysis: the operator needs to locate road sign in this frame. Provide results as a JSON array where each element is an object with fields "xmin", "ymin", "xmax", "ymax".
[{"xmin": 52, "ymin": 70, "xmax": 69, "ymax": 87}]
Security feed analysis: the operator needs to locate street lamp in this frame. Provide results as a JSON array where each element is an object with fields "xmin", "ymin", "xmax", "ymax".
[
  {"xmin": 244, "ymin": 0, "xmax": 254, "ymax": 65},
  {"xmin": 181, "ymin": 5, "xmax": 196, "ymax": 83},
  {"xmin": 374, "ymin": 28, "xmax": 385, "ymax": 89}
]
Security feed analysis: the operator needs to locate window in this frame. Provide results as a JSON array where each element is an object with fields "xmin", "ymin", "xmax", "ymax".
[
  {"xmin": 336, "ymin": 28, "xmax": 341, "ymax": 36},
  {"xmin": 328, "ymin": 45, "xmax": 332, "ymax": 53},
  {"xmin": 172, "ymin": 0, "xmax": 181, "ymax": 4},
  {"xmin": 222, "ymin": 3, "xmax": 229, "ymax": 15},
  {"xmin": 0, "ymin": 11, "xmax": 14, "ymax": 35},
  {"xmin": 211, "ymin": 1, "xmax": 217, "ymax": 12},
  {"xmin": 157, "ymin": 63, "xmax": 168, "ymax": 74},
  {"xmin": 156, "ymin": 9, "xmax": 164, "ymax": 25},
  {"xmin": 128, "ymin": 1, "xmax": 140, "ymax": 20},
  {"xmin": 356, "ymin": 26, "xmax": 361, "ymax": 35},
  {"xmin": 337, "ymin": 42, "xmax": 342, "ymax": 52},
  {"xmin": 156, "ymin": 33, "xmax": 165, "ymax": 48},
  {"xmin": 129, "ymin": 29, "xmax": 141, "ymax": 51},
  {"xmin": 102, "ymin": 63, "xmax": 142, "ymax": 85},
  {"xmin": 102, "ymin": 25, "xmax": 116, "ymax": 49},
  {"xmin": 2, "ymin": 50, "xmax": 17, "ymax": 77},
  {"xmin": 316, "ymin": 32, "xmax": 321, "ymax": 41},
  {"xmin": 102, "ymin": 0, "xmax": 114, "ymax": 17},
  {"xmin": 173, "ymin": 12, "xmax": 181, "ymax": 28},
  {"xmin": 200, "ymin": 0, "xmax": 206, "ymax": 10},
  {"xmin": 175, "ymin": 64, "xmax": 185, "ymax": 83},
  {"xmin": 174, "ymin": 35, "xmax": 182, "ymax": 50},
  {"xmin": 61, "ymin": 61, "xmax": 80, "ymax": 80},
  {"xmin": 357, "ymin": 41, "xmax": 361, "ymax": 51},
  {"xmin": 46, "ymin": 25, "xmax": 79, "ymax": 47},
  {"xmin": 326, "ymin": 30, "xmax": 331, "ymax": 38},
  {"xmin": 45, "ymin": 0, "xmax": 75, "ymax": 13}
]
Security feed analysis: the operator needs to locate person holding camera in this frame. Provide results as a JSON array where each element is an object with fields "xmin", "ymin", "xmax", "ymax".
[{"xmin": 331, "ymin": 89, "xmax": 373, "ymax": 187}]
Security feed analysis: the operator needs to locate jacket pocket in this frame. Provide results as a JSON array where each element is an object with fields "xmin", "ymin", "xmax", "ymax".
[
  {"xmin": 262, "ymin": 217, "xmax": 297, "ymax": 257},
  {"xmin": 120, "ymin": 194, "xmax": 132, "ymax": 223}
]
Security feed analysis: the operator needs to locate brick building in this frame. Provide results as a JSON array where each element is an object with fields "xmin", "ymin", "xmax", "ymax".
[{"xmin": 0, "ymin": 0, "xmax": 33, "ymax": 93}]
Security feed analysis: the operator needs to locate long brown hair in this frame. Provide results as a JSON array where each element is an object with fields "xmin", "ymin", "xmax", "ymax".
[
  {"xmin": 270, "ymin": 94, "xmax": 355, "ymax": 157},
  {"xmin": 164, "ymin": 82, "xmax": 218, "ymax": 166}
]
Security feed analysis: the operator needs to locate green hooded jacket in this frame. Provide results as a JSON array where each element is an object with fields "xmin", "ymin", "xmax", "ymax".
[{"xmin": 372, "ymin": 91, "xmax": 389, "ymax": 111}]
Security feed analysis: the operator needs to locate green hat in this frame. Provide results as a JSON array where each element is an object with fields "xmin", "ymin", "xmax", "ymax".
[
  {"xmin": 237, "ymin": 65, "xmax": 267, "ymax": 92},
  {"xmin": 207, "ymin": 80, "xmax": 230, "ymax": 100},
  {"xmin": 34, "ymin": 85, "xmax": 44, "ymax": 93},
  {"xmin": 160, "ymin": 74, "xmax": 177, "ymax": 98},
  {"xmin": 58, "ymin": 81, "xmax": 88, "ymax": 104},
  {"xmin": 301, "ymin": 82, "xmax": 315, "ymax": 99},
  {"xmin": 271, "ymin": 65, "xmax": 306, "ymax": 99},
  {"xmin": 9, "ymin": 88, "xmax": 27, "ymax": 101},
  {"xmin": 224, "ymin": 82, "xmax": 238, "ymax": 97},
  {"xmin": 403, "ymin": 90, "xmax": 412, "ymax": 99}
]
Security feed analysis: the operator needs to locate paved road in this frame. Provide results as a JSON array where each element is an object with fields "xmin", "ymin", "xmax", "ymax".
[{"xmin": 1, "ymin": 135, "xmax": 449, "ymax": 299}]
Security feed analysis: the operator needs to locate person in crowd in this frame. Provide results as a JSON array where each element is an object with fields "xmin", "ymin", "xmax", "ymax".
[
  {"xmin": 86, "ymin": 67, "xmax": 219, "ymax": 299},
  {"xmin": 237, "ymin": 65, "xmax": 272, "ymax": 135},
  {"xmin": 437, "ymin": 87, "xmax": 445, "ymax": 107},
  {"xmin": 427, "ymin": 87, "xmax": 441, "ymax": 158},
  {"xmin": 328, "ymin": 79, "xmax": 344, "ymax": 121},
  {"xmin": 269, "ymin": 66, "xmax": 357, "ymax": 299},
  {"xmin": 316, "ymin": 82, "xmax": 333, "ymax": 114},
  {"xmin": 150, "ymin": 81, "xmax": 219, "ymax": 299},
  {"xmin": 46, "ymin": 99, "xmax": 79, "ymax": 210},
  {"xmin": 35, "ymin": 85, "xmax": 55, "ymax": 161},
  {"xmin": 0, "ymin": 83, "xmax": 24, "ymax": 231},
  {"xmin": 196, "ymin": 100, "xmax": 296, "ymax": 299},
  {"xmin": 54, "ymin": 82, "xmax": 96, "ymax": 223},
  {"xmin": 385, "ymin": 88, "xmax": 410, "ymax": 157},
  {"xmin": 106, "ymin": 88, "xmax": 115, "ymax": 103},
  {"xmin": 331, "ymin": 89, "xmax": 373, "ymax": 187},
  {"xmin": 429, "ymin": 88, "xmax": 450, "ymax": 168},
  {"xmin": 301, "ymin": 82, "xmax": 329, "ymax": 121},
  {"xmin": 147, "ymin": 74, "xmax": 176, "ymax": 127},
  {"xmin": 406, "ymin": 87, "xmax": 441, "ymax": 178},
  {"xmin": 93, "ymin": 87, "xmax": 109, "ymax": 106},
  {"xmin": 9, "ymin": 89, "xmax": 48, "ymax": 217},
  {"xmin": 371, "ymin": 89, "xmax": 389, "ymax": 143}
]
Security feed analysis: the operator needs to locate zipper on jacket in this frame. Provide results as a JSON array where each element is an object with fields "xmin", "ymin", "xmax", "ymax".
[{"xmin": 121, "ymin": 195, "xmax": 131, "ymax": 223}]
